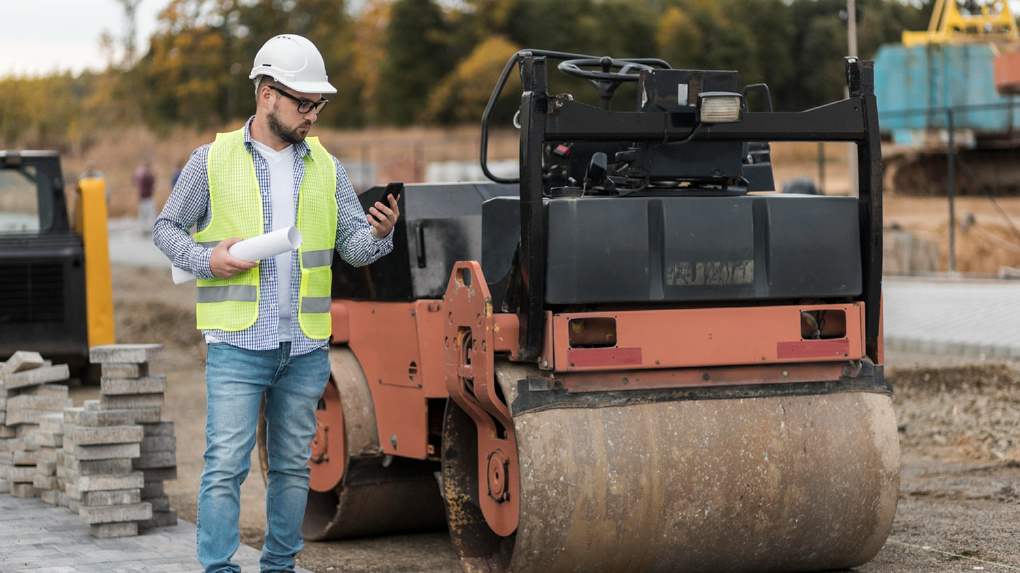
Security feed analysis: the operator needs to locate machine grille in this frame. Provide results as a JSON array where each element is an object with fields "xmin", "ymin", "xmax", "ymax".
[{"xmin": 0, "ymin": 263, "xmax": 65, "ymax": 323}]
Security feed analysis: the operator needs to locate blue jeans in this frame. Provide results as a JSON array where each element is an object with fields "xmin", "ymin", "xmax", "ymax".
[{"xmin": 197, "ymin": 342, "xmax": 329, "ymax": 573}]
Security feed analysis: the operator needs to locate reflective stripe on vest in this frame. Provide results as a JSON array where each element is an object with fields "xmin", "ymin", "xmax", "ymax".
[
  {"xmin": 196, "ymin": 285, "xmax": 258, "ymax": 303},
  {"xmin": 301, "ymin": 297, "xmax": 332, "ymax": 313},
  {"xmin": 301, "ymin": 248, "xmax": 333, "ymax": 268},
  {"xmin": 195, "ymin": 128, "xmax": 338, "ymax": 338}
]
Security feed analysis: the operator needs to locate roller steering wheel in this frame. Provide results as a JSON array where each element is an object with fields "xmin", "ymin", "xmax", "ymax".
[{"xmin": 558, "ymin": 56, "xmax": 657, "ymax": 108}]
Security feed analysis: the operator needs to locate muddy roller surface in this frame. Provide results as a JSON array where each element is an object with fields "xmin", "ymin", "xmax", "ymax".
[{"xmin": 97, "ymin": 264, "xmax": 1020, "ymax": 573}]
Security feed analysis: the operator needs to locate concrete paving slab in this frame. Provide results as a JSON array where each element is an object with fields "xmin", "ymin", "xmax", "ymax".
[
  {"xmin": 108, "ymin": 217, "xmax": 171, "ymax": 270},
  {"xmin": 0, "ymin": 495, "xmax": 313, "ymax": 573},
  {"xmin": 884, "ymin": 276, "xmax": 1020, "ymax": 360}
]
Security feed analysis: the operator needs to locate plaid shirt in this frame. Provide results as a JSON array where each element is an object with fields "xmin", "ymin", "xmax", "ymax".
[{"xmin": 153, "ymin": 117, "xmax": 392, "ymax": 355}]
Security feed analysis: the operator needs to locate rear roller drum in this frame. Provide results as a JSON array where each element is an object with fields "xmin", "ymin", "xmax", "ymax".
[
  {"xmin": 442, "ymin": 397, "xmax": 514, "ymax": 573},
  {"xmin": 442, "ymin": 360, "xmax": 900, "ymax": 573},
  {"xmin": 258, "ymin": 347, "xmax": 446, "ymax": 541}
]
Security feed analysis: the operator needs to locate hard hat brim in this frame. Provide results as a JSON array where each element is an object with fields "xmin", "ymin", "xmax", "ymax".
[
  {"xmin": 249, "ymin": 71, "xmax": 338, "ymax": 95},
  {"xmin": 276, "ymin": 79, "xmax": 338, "ymax": 95}
]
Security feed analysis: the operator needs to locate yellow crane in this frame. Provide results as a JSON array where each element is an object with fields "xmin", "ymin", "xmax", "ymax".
[{"xmin": 902, "ymin": 0, "xmax": 1019, "ymax": 46}]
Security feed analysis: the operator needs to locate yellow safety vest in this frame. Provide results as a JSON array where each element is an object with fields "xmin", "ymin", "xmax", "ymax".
[{"xmin": 194, "ymin": 128, "xmax": 338, "ymax": 339}]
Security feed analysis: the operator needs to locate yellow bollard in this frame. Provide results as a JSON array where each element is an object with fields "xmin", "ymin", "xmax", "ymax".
[{"xmin": 74, "ymin": 177, "xmax": 116, "ymax": 348}]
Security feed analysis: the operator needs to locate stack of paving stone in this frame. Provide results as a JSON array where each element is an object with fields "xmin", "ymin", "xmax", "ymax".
[
  {"xmin": 0, "ymin": 359, "xmax": 12, "ymax": 494},
  {"xmin": 0, "ymin": 351, "xmax": 72, "ymax": 500},
  {"xmin": 0, "ymin": 345, "xmax": 180, "ymax": 538},
  {"xmin": 35, "ymin": 413, "xmax": 65, "ymax": 505},
  {"xmin": 62, "ymin": 400, "xmax": 151, "ymax": 538},
  {"xmin": 89, "ymin": 343, "xmax": 178, "ymax": 532},
  {"xmin": 136, "ymin": 419, "xmax": 178, "ymax": 528}
]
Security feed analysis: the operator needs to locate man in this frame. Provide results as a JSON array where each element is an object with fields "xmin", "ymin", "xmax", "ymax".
[
  {"xmin": 79, "ymin": 162, "xmax": 103, "ymax": 180},
  {"xmin": 170, "ymin": 160, "xmax": 184, "ymax": 188},
  {"xmin": 153, "ymin": 34, "xmax": 399, "ymax": 573},
  {"xmin": 79, "ymin": 162, "xmax": 107, "ymax": 203},
  {"xmin": 134, "ymin": 159, "xmax": 156, "ymax": 235}
]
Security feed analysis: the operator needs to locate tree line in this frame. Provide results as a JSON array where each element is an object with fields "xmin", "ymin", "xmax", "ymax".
[{"xmin": 0, "ymin": 0, "xmax": 934, "ymax": 150}]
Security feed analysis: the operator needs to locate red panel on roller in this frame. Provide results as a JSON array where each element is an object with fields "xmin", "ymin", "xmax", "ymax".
[
  {"xmin": 567, "ymin": 347, "xmax": 643, "ymax": 367},
  {"xmin": 777, "ymin": 339, "xmax": 850, "ymax": 359}
]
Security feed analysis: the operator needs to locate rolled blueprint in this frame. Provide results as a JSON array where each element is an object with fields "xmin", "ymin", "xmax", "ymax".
[{"xmin": 171, "ymin": 226, "xmax": 303, "ymax": 284}]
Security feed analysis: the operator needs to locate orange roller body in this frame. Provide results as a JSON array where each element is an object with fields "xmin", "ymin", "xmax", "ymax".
[{"xmin": 257, "ymin": 49, "xmax": 898, "ymax": 573}]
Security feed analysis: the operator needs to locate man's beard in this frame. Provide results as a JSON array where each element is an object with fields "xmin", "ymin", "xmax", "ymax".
[{"xmin": 267, "ymin": 104, "xmax": 311, "ymax": 145}]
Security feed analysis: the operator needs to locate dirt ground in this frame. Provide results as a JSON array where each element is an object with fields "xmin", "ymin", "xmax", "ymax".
[{"xmin": 76, "ymin": 262, "xmax": 1020, "ymax": 573}]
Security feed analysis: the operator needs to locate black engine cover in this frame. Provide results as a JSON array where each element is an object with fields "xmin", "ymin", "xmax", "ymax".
[{"xmin": 483, "ymin": 194, "xmax": 861, "ymax": 306}]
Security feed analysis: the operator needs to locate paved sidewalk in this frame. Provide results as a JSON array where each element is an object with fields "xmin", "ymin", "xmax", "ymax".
[
  {"xmin": 107, "ymin": 217, "xmax": 171, "ymax": 269},
  {"xmin": 0, "ymin": 495, "xmax": 312, "ymax": 573},
  {"xmin": 883, "ymin": 276, "xmax": 1020, "ymax": 360}
]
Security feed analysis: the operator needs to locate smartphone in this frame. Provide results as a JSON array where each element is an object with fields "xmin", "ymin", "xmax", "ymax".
[{"xmin": 384, "ymin": 181, "xmax": 403, "ymax": 203}]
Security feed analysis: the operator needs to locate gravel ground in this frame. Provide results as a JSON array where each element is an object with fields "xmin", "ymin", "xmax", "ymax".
[
  {"xmin": 98, "ymin": 264, "xmax": 1020, "ymax": 573},
  {"xmin": 865, "ymin": 360, "xmax": 1020, "ymax": 573}
]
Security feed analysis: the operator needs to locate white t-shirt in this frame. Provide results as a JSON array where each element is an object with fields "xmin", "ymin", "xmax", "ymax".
[{"xmin": 252, "ymin": 140, "xmax": 297, "ymax": 342}]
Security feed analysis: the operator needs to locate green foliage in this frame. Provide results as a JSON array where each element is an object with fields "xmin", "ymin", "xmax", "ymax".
[
  {"xmin": 237, "ymin": 0, "xmax": 361, "ymax": 127},
  {"xmin": 657, "ymin": 6, "xmax": 704, "ymax": 70},
  {"xmin": 378, "ymin": 0, "xmax": 459, "ymax": 126},
  {"xmin": 0, "ymin": 72, "xmax": 123, "ymax": 150},
  {"xmin": 351, "ymin": 0, "xmax": 393, "ymax": 124},
  {"xmin": 737, "ymin": 0, "xmax": 797, "ymax": 89},
  {"xmin": 2, "ymin": 0, "xmax": 938, "ymax": 139},
  {"xmin": 420, "ymin": 35, "xmax": 523, "ymax": 125},
  {"xmin": 142, "ymin": 22, "xmax": 231, "ymax": 129}
]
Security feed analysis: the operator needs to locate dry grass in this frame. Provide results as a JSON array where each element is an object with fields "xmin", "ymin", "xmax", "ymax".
[{"xmin": 886, "ymin": 195, "xmax": 1020, "ymax": 275}]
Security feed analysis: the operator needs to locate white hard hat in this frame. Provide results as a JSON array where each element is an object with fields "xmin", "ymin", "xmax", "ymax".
[{"xmin": 249, "ymin": 34, "xmax": 336, "ymax": 94}]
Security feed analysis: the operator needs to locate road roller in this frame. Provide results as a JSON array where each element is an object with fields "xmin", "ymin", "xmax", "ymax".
[{"xmin": 258, "ymin": 50, "xmax": 900, "ymax": 572}]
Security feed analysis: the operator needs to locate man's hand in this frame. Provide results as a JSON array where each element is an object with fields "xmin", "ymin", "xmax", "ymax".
[
  {"xmin": 368, "ymin": 194, "xmax": 400, "ymax": 239},
  {"xmin": 210, "ymin": 238, "xmax": 259, "ymax": 278}
]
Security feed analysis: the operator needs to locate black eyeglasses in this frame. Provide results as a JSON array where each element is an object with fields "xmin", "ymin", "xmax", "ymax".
[{"xmin": 269, "ymin": 85, "xmax": 329, "ymax": 114}]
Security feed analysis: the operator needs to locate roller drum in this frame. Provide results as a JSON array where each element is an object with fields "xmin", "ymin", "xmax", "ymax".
[
  {"xmin": 259, "ymin": 347, "xmax": 446, "ymax": 541},
  {"xmin": 445, "ymin": 362, "xmax": 901, "ymax": 573}
]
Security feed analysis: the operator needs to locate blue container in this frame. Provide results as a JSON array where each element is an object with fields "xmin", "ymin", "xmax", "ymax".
[{"xmin": 873, "ymin": 42, "xmax": 1020, "ymax": 143}]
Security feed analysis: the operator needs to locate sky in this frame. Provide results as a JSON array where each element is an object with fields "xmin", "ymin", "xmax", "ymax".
[
  {"xmin": 3, "ymin": 0, "xmax": 1020, "ymax": 77},
  {"xmin": 0, "ymin": 0, "xmax": 168, "ymax": 77},
  {"xmin": 0, "ymin": 0, "xmax": 375, "ymax": 77}
]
